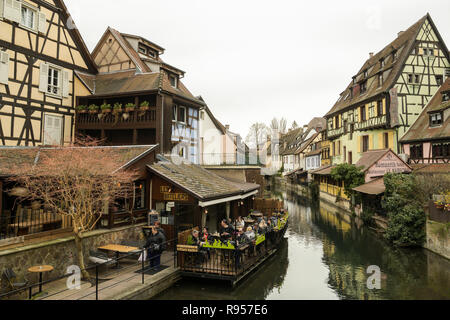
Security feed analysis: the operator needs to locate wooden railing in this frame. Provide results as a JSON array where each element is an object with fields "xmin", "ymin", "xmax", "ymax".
[{"xmin": 76, "ymin": 108, "xmax": 157, "ymax": 130}]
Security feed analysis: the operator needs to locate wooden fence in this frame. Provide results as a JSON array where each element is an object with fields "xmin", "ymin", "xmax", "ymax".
[{"xmin": 253, "ymin": 198, "xmax": 284, "ymax": 216}]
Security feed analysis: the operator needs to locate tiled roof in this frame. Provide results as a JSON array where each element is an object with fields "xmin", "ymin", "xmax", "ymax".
[
  {"xmin": 353, "ymin": 178, "xmax": 386, "ymax": 195},
  {"xmin": 411, "ymin": 163, "xmax": 450, "ymax": 174},
  {"xmin": 355, "ymin": 149, "xmax": 391, "ymax": 172},
  {"xmin": 310, "ymin": 165, "xmax": 336, "ymax": 176},
  {"xmin": 400, "ymin": 78, "xmax": 450, "ymax": 143},
  {"xmin": 147, "ymin": 160, "xmax": 260, "ymax": 200},
  {"xmin": 0, "ymin": 145, "xmax": 157, "ymax": 176},
  {"xmin": 280, "ymin": 128, "xmax": 304, "ymax": 156},
  {"xmin": 325, "ymin": 14, "xmax": 430, "ymax": 117}
]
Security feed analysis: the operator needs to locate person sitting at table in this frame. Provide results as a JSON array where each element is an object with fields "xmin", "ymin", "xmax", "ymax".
[
  {"xmin": 259, "ymin": 219, "xmax": 268, "ymax": 234},
  {"xmin": 187, "ymin": 230, "xmax": 207, "ymax": 264},
  {"xmin": 200, "ymin": 227, "xmax": 211, "ymax": 259},
  {"xmin": 220, "ymin": 220, "xmax": 233, "ymax": 242},
  {"xmin": 245, "ymin": 226, "xmax": 256, "ymax": 242},
  {"xmin": 235, "ymin": 216, "xmax": 245, "ymax": 230},
  {"xmin": 144, "ymin": 227, "xmax": 166, "ymax": 270}
]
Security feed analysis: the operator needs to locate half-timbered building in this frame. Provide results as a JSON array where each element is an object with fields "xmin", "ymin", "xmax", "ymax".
[
  {"xmin": 0, "ymin": 0, "xmax": 97, "ymax": 146},
  {"xmin": 400, "ymin": 77, "xmax": 450, "ymax": 164},
  {"xmin": 75, "ymin": 27, "xmax": 205, "ymax": 161},
  {"xmin": 324, "ymin": 14, "xmax": 450, "ymax": 165}
]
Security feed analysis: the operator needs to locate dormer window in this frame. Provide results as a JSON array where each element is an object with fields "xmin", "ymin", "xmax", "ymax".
[
  {"xmin": 169, "ymin": 74, "xmax": 178, "ymax": 88},
  {"xmin": 364, "ymin": 70, "xmax": 368, "ymax": 78},
  {"xmin": 138, "ymin": 45, "xmax": 147, "ymax": 55},
  {"xmin": 393, "ymin": 50, "xmax": 398, "ymax": 61},
  {"xmin": 380, "ymin": 59, "xmax": 385, "ymax": 68},
  {"xmin": 360, "ymin": 81, "xmax": 367, "ymax": 94},
  {"xmin": 430, "ymin": 112, "xmax": 443, "ymax": 127},
  {"xmin": 442, "ymin": 92, "xmax": 449, "ymax": 102}
]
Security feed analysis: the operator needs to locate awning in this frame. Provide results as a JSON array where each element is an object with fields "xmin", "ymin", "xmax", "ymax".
[
  {"xmin": 198, "ymin": 190, "xmax": 259, "ymax": 207},
  {"xmin": 353, "ymin": 178, "xmax": 386, "ymax": 195}
]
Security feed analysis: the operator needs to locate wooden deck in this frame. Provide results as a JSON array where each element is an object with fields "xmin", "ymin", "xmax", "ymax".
[{"xmin": 40, "ymin": 251, "xmax": 177, "ymax": 300}]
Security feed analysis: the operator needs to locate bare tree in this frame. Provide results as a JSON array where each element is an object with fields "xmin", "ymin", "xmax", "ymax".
[
  {"xmin": 246, "ymin": 123, "xmax": 269, "ymax": 164},
  {"xmin": 6, "ymin": 139, "xmax": 138, "ymax": 281},
  {"xmin": 270, "ymin": 118, "xmax": 287, "ymax": 135}
]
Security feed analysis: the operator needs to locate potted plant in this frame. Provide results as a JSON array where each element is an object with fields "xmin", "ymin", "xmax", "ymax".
[
  {"xmin": 435, "ymin": 200, "xmax": 445, "ymax": 210},
  {"xmin": 140, "ymin": 101, "xmax": 150, "ymax": 111},
  {"xmin": 75, "ymin": 105, "xmax": 87, "ymax": 113},
  {"xmin": 113, "ymin": 103, "xmax": 122, "ymax": 113},
  {"xmin": 125, "ymin": 103, "xmax": 136, "ymax": 113},
  {"xmin": 445, "ymin": 203, "xmax": 450, "ymax": 212},
  {"xmin": 88, "ymin": 104, "xmax": 98, "ymax": 114},
  {"xmin": 101, "ymin": 103, "xmax": 112, "ymax": 114}
]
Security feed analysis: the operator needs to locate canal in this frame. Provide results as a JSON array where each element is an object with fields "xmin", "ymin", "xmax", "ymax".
[{"xmin": 155, "ymin": 187, "xmax": 450, "ymax": 300}]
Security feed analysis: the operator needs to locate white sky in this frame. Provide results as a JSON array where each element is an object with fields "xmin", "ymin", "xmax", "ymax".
[{"xmin": 65, "ymin": 0, "xmax": 450, "ymax": 139}]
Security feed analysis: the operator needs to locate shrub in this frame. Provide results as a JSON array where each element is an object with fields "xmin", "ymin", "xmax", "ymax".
[{"xmin": 383, "ymin": 173, "xmax": 426, "ymax": 247}]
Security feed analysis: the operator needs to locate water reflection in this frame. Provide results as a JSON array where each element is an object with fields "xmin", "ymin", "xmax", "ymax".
[{"xmin": 154, "ymin": 187, "xmax": 450, "ymax": 300}]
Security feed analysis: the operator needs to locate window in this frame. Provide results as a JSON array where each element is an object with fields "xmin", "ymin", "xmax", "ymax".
[
  {"xmin": 377, "ymin": 100, "xmax": 383, "ymax": 116},
  {"xmin": 369, "ymin": 105, "xmax": 375, "ymax": 119},
  {"xmin": 360, "ymin": 81, "xmax": 367, "ymax": 94},
  {"xmin": 432, "ymin": 143, "xmax": 449, "ymax": 158},
  {"xmin": 169, "ymin": 74, "xmax": 178, "ymax": 88},
  {"xmin": 410, "ymin": 144, "xmax": 423, "ymax": 159},
  {"xmin": 138, "ymin": 45, "xmax": 147, "ymax": 55},
  {"xmin": 384, "ymin": 133, "xmax": 389, "ymax": 149},
  {"xmin": 423, "ymin": 48, "xmax": 434, "ymax": 57},
  {"xmin": 47, "ymin": 67, "xmax": 60, "ymax": 96},
  {"xmin": 362, "ymin": 135, "xmax": 369, "ymax": 153},
  {"xmin": 392, "ymin": 50, "xmax": 398, "ymax": 61},
  {"xmin": 429, "ymin": 112, "xmax": 443, "ymax": 127},
  {"xmin": 348, "ymin": 152, "xmax": 353, "ymax": 165},
  {"xmin": 443, "ymin": 92, "xmax": 449, "ymax": 102},
  {"xmin": 43, "ymin": 114, "xmax": 63, "ymax": 146},
  {"xmin": 408, "ymin": 74, "xmax": 421, "ymax": 84},
  {"xmin": 364, "ymin": 70, "xmax": 368, "ymax": 78},
  {"xmin": 378, "ymin": 74, "xmax": 383, "ymax": 87},
  {"xmin": 133, "ymin": 180, "xmax": 146, "ymax": 210},
  {"xmin": 360, "ymin": 106, "xmax": 367, "ymax": 122},
  {"xmin": 172, "ymin": 105, "xmax": 177, "ymax": 121},
  {"xmin": 380, "ymin": 59, "xmax": 385, "ymax": 68},
  {"xmin": 179, "ymin": 106, "xmax": 186, "ymax": 123},
  {"xmin": 21, "ymin": 5, "xmax": 36, "ymax": 30},
  {"xmin": 0, "ymin": 51, "xmax": 9, "ymax": 85},
  {"xmin": 200, "ymin": 111, "xmax": 205, "ymax": 120},
  {"xmin": 436, "ymin": 75, "xmax": 443, "ymax": 86}
]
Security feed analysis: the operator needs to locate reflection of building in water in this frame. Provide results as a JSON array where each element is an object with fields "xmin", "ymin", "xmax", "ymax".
[{"xmin": 319, "ymin": 205, "xmax": 351, "ymax": 234}]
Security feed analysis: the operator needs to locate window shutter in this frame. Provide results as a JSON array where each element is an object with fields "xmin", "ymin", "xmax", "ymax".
[
  {"xmin": 39, "ymin": 63, "xmax": 49, "ymax": 92},
  {"xmin": 0, "ymin": 51, "xmax": 9, "ymax": 85},
  {"xmin": 0, "ymin": 0, "xmax": 4, "ymax": 19},
  {"xmin": 62, "ymin": 70, "xmax": 69, "ymax": 98},
  {"xmin": 378, "ymin": 133, "xmax": 383, "ymax": 149},
  {"xmin": 388, "ymin": 132, "xmax": 394, "ymax": 150},
  {"xmin": 369, "ymin": 135, "xmax": 374, "ymax": 151},
  {"xmin": 38, "ymin": 11, "xmax": 47, "ymax": 34},
  {"xmin": 4, "ymin": 0, "xmax": 21, "ymax": 23},
  {"xmin": 357, "ymin": 136, "xmax": 362, "ymax": 153}
]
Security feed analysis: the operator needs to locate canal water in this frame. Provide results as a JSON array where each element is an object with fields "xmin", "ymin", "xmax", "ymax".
[{"xmin": 155, "ymin": 187, "xmax": 450, "ymax": 300}]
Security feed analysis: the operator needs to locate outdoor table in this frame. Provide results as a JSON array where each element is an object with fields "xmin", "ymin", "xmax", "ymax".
[
  {"xmin": 250, "ymin": 212, "xmax": 263, "ymax": 218},
  {"xmin": 98, "ymin": 244, "xmax": 139, "ymax": 269},
  {"xmin": 28, "ymin": 265, "xmax": 54, "ymax": 295}
]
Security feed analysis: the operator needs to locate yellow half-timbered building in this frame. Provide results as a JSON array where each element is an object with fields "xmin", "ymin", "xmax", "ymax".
[
  {"xmin": 324, "ymin": 14, "xmax": 450, "ymax": 165},
  {"xmin": 0, "ymin": 0, "xmax": 97, "ymax": 146}
]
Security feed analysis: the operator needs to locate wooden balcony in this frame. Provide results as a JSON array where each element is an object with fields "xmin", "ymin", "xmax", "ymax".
[
  {"xmin": 76, "ymin": 108, "xmax": 157, "ymax": 130},
  {"xmin": 354, "ymin": 114, "xmax": 387, "ymax": 131}
]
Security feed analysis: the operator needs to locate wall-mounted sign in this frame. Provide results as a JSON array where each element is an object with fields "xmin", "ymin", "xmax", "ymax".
[
  {"xmin": 163, "ymin": 193, "xmax": 189, "ymax": 201},
  {"xmin": 366, "ymin": 152, "xmax": 411, "ymax": 182}
]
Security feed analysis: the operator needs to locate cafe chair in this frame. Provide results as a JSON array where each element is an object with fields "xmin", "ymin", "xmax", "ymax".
[
  {"xmin": 2, "ymin": 268, "xmax": 29, "ymax": 290},
  {"xmin": 89, "ymin": 250, "xmax": 114, "ymax": 266}
]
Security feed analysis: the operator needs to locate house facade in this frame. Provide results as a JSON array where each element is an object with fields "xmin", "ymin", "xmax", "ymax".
[
  {"xmin": 75, "ymin": 27, "xmax": 205, "ymax": 162},
  {"xmin": 198, "ymin": 103, "xmax": 243, "ymax": 166},
  {"xmin": 0, "ymin": 0, "xmax": 97, "ymax": 147},
  {"xmin": 324, "ymin": 14, "xmax": 450, "ymax": 166},
  {"xmin": 400, "ymin": 78, "xmax": 450, "ymax": 164}
]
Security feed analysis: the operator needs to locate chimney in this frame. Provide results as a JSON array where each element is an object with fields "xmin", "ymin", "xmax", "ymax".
[
  {"xmin": 369, "ymin": 52, "xmax": 374, "ymax": 58},
  {"xmin": 225, "ymin": 125, "xmax": 230, "ymax": 131},
  {"xmin": 398, "ymin": 31, "xmax": 404, "ymax": 37}
]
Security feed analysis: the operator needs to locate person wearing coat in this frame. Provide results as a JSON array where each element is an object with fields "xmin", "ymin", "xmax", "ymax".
[{"xmin": 144, "ymin": 227, "xmax": 166, "ymax": 269}]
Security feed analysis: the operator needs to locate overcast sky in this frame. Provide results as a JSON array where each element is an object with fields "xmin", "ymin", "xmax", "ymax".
[{"xmin": 65, "ymin": 0, "xmax": 450, "ymax": 139}]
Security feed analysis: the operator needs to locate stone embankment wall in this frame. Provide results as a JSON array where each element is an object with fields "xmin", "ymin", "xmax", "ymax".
[{"xmin": 0, "ymin": 224, "xmax": 146, "ymax": 294}]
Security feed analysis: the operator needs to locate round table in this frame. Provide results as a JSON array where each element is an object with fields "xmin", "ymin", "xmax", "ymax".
[{"xmin": 28, "ymin": 265, "xmax": 54, "ymax": 295}]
